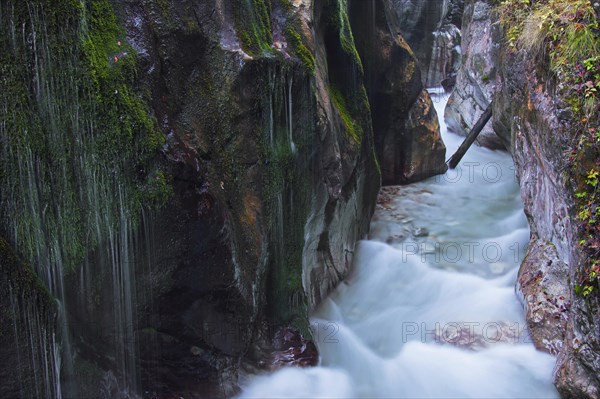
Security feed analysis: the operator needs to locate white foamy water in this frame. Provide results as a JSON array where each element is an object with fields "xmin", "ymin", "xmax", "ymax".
[{"xmin": 239, "ymin": 89, "xmax": 558, "ymax": 398}]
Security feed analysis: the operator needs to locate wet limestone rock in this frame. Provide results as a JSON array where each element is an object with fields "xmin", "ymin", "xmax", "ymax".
[
  {"xmin": 0, "ymin": 0, "xmax": 452, "ymax": 397},
  {"xmin": 452, "ymin": 0, "xmax": 600, "ymax": 395},
  {"xmin": 445, "ymin": 0, "xmax": 505, "ymax": 150},
  {"xmin": 426, "ymin": 23, "xmax": 462, "ymax": 89},
  {"xmin": 269, "ymin": 327, "xmax": 318, "ymax": 369},
  {"xmin": 518, "ymin": 240, "xmax": 570, "ymax": 355},
  {"xmin": 117, "ymin": 0, "xmax": 381, "ymax": 395},
  {"xmin": 391, "ymin": 0, "xmax": 464, "ymax": 87},
  {"xmin": 350, "ymin": 0, "xmax": 448, "ymax": 185},
  {"xmin": 494, "ymin": 29, "xmax": 600, "ymax": 399}
]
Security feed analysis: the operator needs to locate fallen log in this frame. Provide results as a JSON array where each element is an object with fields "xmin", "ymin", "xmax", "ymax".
[{"xmin": 447, "ymin": 104, "xmax": 493, "ymax": 169}]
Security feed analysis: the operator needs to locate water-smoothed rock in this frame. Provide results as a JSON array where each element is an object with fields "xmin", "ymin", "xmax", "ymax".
[
  {"xmin": 493, "ymin": 21, "xmax": 600, "ymax": 398},
  {"xmin": 427, "ymin": 23, "xmax": 462, "ymax": 89},
  {"xmin": 518, "ymin": 240, "xmax": 570, "ymax": 355},
  {"xmin": 391, "ymin": 0, "xmax": 464, "ymax": 88},
  {"xmin": 350, "ymin": 0, "xmax": 447, "ymax": 185},
  {"xmin": 445, "ymin": 0, "xmax": 505, "ymax": 150},
  {"xmin": 451, "ymin": 0, "xmax": 600, "ymax": 395},
  {"xmin": 1, "ymin": 0, "xmax": 447, "ymax": 397},
  {"xmin": 269, "ymin": 327, "xmax": 318, "ymax": 369}
]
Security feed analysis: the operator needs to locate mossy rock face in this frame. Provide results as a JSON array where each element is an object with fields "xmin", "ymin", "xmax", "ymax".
[
  {"xmin": 285, "ymin": 26, "xmax": 316, "ymax": 73},
  {"xmin": 0, "ymin": 236, "xmax": 58, "ymax": 399},
  {"xmin": 0, "ymin": 0, "xmax": 169, "ymax": 276},
  {"xmin": 130, "ymin": 0, "xmax": 382, "ymax": 349},
  {"xmin": 0, "ymin": 0, "xmax": 391, "ymax": 396},
  {"xmin": 489, "ymin": 0, "xmax": 600, "ymax": 396},
  {"xmin": 1, "ymin": 0, "xmax": 170, "ymax": 396},
  {"xmin": 233, "ymin": 0, "xmax": 274, "ymax": 56}
]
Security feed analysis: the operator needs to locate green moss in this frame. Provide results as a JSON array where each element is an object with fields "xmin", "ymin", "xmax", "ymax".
[
  {"xmin": 333, "ymin": 0, "xmax": 363, "ymax": 73},
  {"xmin": 238, "ymin": 30, "xmax": 255, "ymax": 55},
  {"xmin": 263, "ymin": 147, "xmax": 311, "ymax": 333},
  {"xmin": 254, "ymin": 67, "xmax": 312, "ymax": 331},
  {"xmin": 233, "ymin": 0, "xmax": 274, "ymax": 57},
  {"xmin": 138, "ymin": 169, "xmax": 173, "ymax": 208},
  {"xmin": 285, "ymin": 27, "xmax": 316, "ymax": 73},
  {"xmin": 0, "ymin": 237, "xmax": 54, "ymax": 304},
  {"xmin": 83, "ymin": 0, "xmax": 164, "ymax": 163},
  {"xmin": 329, "ymin": 85, "xmax": 362, "ymax": 144},
  {"xmin": 497, "ymin": 0, "xmax": 532, "ymax": 47},
  {"xmin": 0, "ymin": 0, "xmax": 169, "ymax": 274},
  {"xmin": 280, "ymin": 0, "xmax": 294, "ymax": 12},
  {"xmin": 264, "ymin": 155, "xmax": 310, "ymax": 331}
]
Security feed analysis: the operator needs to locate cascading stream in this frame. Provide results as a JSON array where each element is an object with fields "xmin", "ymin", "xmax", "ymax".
[{"xmin": 241, "ymin": 89, "xmax": 559, "ymax": 398}]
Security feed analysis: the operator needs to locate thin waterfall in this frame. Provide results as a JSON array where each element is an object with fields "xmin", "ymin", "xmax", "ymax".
[
  {"xmin": 240, "ymin": 90, "xmax": 559, "ymax": 399},
  {"xmin": 286, "ymin": 74, "xmax": 295, "ymax": 237},
  {"xmin": 269, "ymin": 66, "xmax": 288, "ymax": 266},
  {"xmin": 9, "ymin": 285, "xmax": 26, "ymax": 396},
  {"xmin": 287, "ymin": 75, "xmax": 296, "ymax": 154},
  {"xmin": 269, "ymin": 67, "xmax": 275, "ymax": 147},
  {"xmin": 118, "ymin": 188, "xmax": 139, "ymax": 395},
  {"xmin": 0, "ymin": 1, "xmax": 152, "ymax": 396},
  {"xmin": 105, "ymin": 191, "xmax": 140, "ymax": 396},
  {"xmin": 138, "ymin": 208, "xmax": 160, "ymax": 386},
  {"xmin": 266, "ymin": 66, "xmax": 297, "ymax": 305},
  {"xmin": 262, "ymin": 65, "xmax": 311, "ymax": 322},
  {"xmin": 7, "ymin": 282, "xmax": 61, "ymax": 399},
  {"xmin": 52, "ymin": 333, "xmax": 62, "ymax": 399}
]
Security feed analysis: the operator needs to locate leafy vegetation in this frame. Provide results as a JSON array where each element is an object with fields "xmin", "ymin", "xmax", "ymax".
[
  {"xmin": 498, "ymin": 0, "xmax": 600, "ymax": 297},
  {"xmin": 573, "ymin": 124, "xmax": 600, "ymax": 297}
]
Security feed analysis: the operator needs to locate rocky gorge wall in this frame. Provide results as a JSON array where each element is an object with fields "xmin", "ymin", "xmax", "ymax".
[
  {"xmin": 444, "ymin": 0, "xmax": 505, "ymax": 149},
  {"xmin": 0, "ymin": 0, "xmax": 447, "ymax": 397},
  {"xmin": 446, "ymin": 0, "xmax": 600, "ymax": 396},
  {"xmin": 391, "ymin": 0, "xmax": 463, "ymax": 88},
  {"xmin": 349, "ymin": 0, "xmax": 447, "ymax": 184}
]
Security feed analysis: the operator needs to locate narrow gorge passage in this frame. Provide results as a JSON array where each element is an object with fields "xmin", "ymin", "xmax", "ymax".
[{"xmin": 241, "ymin": 90, "xmax": 559, "ymax": 398}]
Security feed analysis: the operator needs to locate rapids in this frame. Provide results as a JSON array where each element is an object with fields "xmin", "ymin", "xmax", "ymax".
[{"xmin": 240, "ymin": 89, "xmax": 559, "ymax": 398}]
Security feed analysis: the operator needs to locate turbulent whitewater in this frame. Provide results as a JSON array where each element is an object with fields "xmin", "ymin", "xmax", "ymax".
[{"xmin": 240, "ymin": 90, "xmax": 559, "ymax": 398}]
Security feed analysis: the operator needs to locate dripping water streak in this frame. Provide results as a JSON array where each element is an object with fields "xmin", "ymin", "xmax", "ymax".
[
  {"xmin": 239, "ymin": 90, "xmax": 559, "ymax": 398},
  {"xmin": 288, "ymin": 75, "xmax": 295, "ymax": 153}
]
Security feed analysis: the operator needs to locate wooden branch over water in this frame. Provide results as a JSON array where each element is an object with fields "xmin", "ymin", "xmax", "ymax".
[{"xmin": 447, "ymin": 104, "xmax": 493, "ymax": 169}]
